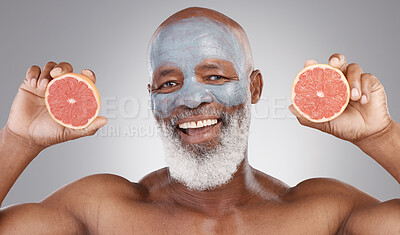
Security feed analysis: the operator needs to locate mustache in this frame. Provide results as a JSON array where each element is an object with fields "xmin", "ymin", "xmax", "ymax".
[{"xmin": 169, "ymin": 105, "xmax": 226, "ymax": 126}]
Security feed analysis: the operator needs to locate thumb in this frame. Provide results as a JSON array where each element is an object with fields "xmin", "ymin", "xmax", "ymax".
[
  {"xmin": 68, "ymin": 116, "xmax": 108, "ymax": 139},
  {"xmin": 288, "ymin": 104, "xmax": 328, "ymax": 131},
  {"xmin": 288, "ymin": 104, "xmax": 302, "ymax": 118}
]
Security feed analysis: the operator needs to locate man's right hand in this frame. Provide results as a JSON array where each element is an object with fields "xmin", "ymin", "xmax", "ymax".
[{"xmin": 5, "ymin": 62, "xmax": 108, "ymax": 149}]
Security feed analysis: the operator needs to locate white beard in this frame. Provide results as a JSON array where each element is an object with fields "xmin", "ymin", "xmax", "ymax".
[{"xmin": 157, "ymin": 101, "xmax": 251, "ymax": 191}]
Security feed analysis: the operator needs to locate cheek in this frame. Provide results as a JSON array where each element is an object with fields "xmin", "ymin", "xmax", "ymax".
[
  {"xmin": 150, "ymin": 92, "xmax": 179, "ymax": 118},
  {"xmin": 209, "ymin": 81, "xmax": 248, "ymax": 107}
]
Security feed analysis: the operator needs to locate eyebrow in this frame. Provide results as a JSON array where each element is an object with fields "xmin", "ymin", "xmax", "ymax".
[
  {"xmin": 157, "ymin": 68, "xmax": 178, "ymax": 76},
  {"xmin": 197, "ymin": 63, "xmax": 223, "ymax": 71}
]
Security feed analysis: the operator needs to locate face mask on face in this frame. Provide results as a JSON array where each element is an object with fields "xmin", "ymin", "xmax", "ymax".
[
  {"xmin": 148, "ymin": 17, "xmax": 252, "ymax": 190},
  {"xmin": 157, "ymin": 99, "xmax": 251, "ymax": 191},
  {"xmin": 148, "ymin": 17, "xmax": 249, "ymax": 119}
]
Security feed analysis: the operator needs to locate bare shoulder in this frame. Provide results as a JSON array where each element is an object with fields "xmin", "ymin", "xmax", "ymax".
[
  {"xmin": 0, "ymin": 173, "xmax": 148, "ymax": 234},
  {"xmin": 250, "ymin": 170, "xmax": 377, "ymax": 205},
  {"xmin": 294, "ymin": 178, "xmax": 400, "ymax": 234},
  {"xmin": 286, "ymin": 178, "xmax": 385, "ymax": 233},
  {"xmin": 43, "ymin": 173, "xmax": 149, "ymax": 209},
  {"xmin": 290, "ymin": 177, "xmax": 359, "ymax": 194},
  {"xmin": 42, "ymin": 173, "xmax": 148, "ymax": 221},
  {"xmin": 287, "ymin": 177, "xmax": 379, "ymax": 204},
  {"xmin": 48, "ymin": 173, "xmax": 148, "ymax": 200}
]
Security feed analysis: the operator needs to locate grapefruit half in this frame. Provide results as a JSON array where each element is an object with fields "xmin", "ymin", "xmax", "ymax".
[
  {"xmin": 45, "ymin": 73, "xmax": 101, "ymax": 129},
  {"xmin": 291, "ymin": 64, "xmax": 350, "ymax": 123}
]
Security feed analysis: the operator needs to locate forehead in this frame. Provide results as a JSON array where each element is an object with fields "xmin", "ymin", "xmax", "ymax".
[{"xmin": 148, "ymin": 17, "xmax": 246, "ymax": 76}]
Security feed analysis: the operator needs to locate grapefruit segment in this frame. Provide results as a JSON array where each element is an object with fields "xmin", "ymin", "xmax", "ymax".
[
  {"xmin": 45, "ymin": 73, "xmax": 101, "ymax": 129},
  {"xmin": 291, "ymin": 64, "xmax": 350, "ymax": 123}
]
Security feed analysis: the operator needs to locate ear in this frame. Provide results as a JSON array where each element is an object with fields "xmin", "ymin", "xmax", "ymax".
[
  {"xmin": 249, "ymin": 69, "xmax": 263, "ymax": 104},
  {"xmin": 147, "ymin": 84, "xmax": 151, "ymax": 94}
]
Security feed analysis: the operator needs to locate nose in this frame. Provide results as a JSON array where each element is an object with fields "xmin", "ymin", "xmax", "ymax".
[{"xmin": 174, "ymin": 81, "xmax": 214, "ymax": 109}]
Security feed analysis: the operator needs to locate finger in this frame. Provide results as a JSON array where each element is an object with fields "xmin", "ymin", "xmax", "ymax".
[
  {"xmin": 68, "ymin": 116, "xmax": 108, "ymax": 139},
  {"xmin": 50, "ymin": 62, "xmax": 73, "ymax": 78},
  {"xmin": 304, "ymin": 60, "xmax": 317, "ymax": 68},
  {"xmin": 37, "ymin": 61, "xmax": 57, "ymax": 90},
  {"xmin": 345, "ymin": 63, "xmax": 363, "ymax": 101},
  {"xmin": 25, "ymin": 65, "xmax": 41, "ymax": 88},
  {"xmin": 328, "ymin": 53, "xmax": 347, "ymax": 74},
  {"xmin": 81, "ymin": 69, "xmax": 96, "ymax": 84},
  {"xmin": 360, "ymin": 73, "xmax": 376, "ymax": 105}
]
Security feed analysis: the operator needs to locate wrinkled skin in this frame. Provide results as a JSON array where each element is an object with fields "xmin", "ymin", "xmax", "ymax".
[{"xmin": 0, "ymin": 7, "xmax": 399, "ymax": 235}]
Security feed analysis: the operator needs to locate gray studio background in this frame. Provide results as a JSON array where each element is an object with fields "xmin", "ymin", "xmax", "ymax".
[{"xmin": 0, "ymin": 0, "xmax": 399, "ymax": 207}]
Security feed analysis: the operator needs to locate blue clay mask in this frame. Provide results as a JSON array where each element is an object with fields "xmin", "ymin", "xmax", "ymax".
[{"xmin": 148, "ymin": 17, "xmax": 249, "ymax": 118}]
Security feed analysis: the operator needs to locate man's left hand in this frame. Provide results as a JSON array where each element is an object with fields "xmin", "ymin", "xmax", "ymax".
[{"xmin": 289, "ymin": 53, "xmax": 393, "ymax": 143}]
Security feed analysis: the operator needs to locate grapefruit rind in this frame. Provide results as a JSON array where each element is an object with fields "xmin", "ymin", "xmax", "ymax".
[
  {"xmin": 291, "ymin": 64, "xmax": 350, "ymax": 123},
  {"xmin": 45, "ymin": 73, "xmax": 101, "ymax": 129}
]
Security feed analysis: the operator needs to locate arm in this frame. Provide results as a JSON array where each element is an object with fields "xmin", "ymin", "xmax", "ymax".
[
  {"xmin": 345, "ymin": 121, "xmax": 400, "ymax": 233},
  {"xmin": 354, "ymin": 120, "xmax": 400, "ymax": 182},
  {"xmin": 289, "ymin": 54, "xmax": 399, "ymax": 233},
  {"xmin": 0, "ymin": 127, "xmax": 86, "ymax": 234},
  {"xmin": 0, "ymin": 127, "xmax": 42, "ymax": 206},
  {"xmin": 0, "ymin": 62, "xmax": 107, "ymax": 233},
  {"xmin": 343, "ymin": 199, "xmax": 400, "ymax": 234},
  {"xmin": 290, "ymin": 53, "xmax": 396, "ymax": 181}
]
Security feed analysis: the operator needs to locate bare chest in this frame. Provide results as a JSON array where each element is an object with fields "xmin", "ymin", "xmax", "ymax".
[{"xmin": 90, "ymin": 200, "xmax": 342, "ymax": 235}]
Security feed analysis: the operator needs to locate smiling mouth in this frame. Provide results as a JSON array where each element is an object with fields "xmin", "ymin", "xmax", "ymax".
[
  {"xmin": 178, "ymin": 118, "xmax": 219, "ymax": 133},
  {"xmin": 176, "ymin": 117, "xmax": 222, "ymax": 143}
]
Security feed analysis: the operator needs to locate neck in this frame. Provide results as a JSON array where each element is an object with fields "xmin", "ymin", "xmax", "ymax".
[{"xmin": 164, "ymin": 157, "xmax": 263, "ymax": 216}]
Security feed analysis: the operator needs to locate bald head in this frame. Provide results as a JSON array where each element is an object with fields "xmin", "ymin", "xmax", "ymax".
[
  {"xmin": 148, "ymin": 7, "xmax": 258, "ymax": 118},
  {"xmin": 148, "ymin": 7, "xmax": 254, "ymax": 77}
]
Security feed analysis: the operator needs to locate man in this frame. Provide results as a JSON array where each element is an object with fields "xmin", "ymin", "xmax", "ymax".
[{"xmin": 0, "ymin": 6, "xmax": 399, "ymax": 234}]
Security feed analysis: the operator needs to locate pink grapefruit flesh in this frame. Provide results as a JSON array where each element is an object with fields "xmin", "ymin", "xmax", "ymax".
[
  {"xmin": 45, "ymin": 73, "xmax": 101, "ymax": 129},
  {"xmin": 291, "ymin": 64, "xmax": 350, "ymax": 123}
]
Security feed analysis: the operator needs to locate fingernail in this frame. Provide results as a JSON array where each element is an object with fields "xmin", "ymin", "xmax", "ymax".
[
  {"xmin": 361, "ymin": 95, "xmax": 368, "ymax": 104},
  {"xmin": 53, "ymin": 67, "xmax": 62, "ymax": 74},
  {"xmin": 330, "ymin": 57, "xmax": 340, "ymax": 65},
  {"xmin": 40, "ymin": 79, "xmax": 48, "ymax": 88},
  {"xmin": 30, "ymin": 78, "xmax": 37, "ymax": 87},
  {"xmin": 351, "ymin": 88, "xmax": 359, "ymax": 98}
]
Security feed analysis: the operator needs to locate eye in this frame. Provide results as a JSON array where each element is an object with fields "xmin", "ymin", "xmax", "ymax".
[
  {"xmin": 161, "ymin": 81, "xmax": 178, "ymax": 88},
  {"xmin": 208, "ymin": 75, "xmax": 226, "ymax": 81}
]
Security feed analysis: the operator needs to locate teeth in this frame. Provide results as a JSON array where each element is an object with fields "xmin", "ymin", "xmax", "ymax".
[
  {"xmin": 181, "ymin": 122, "xmax": 188, "ymax": 129},
  {"xmin": 178, "ymin": 119, "xmax": 218, "ymax": 129}
]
